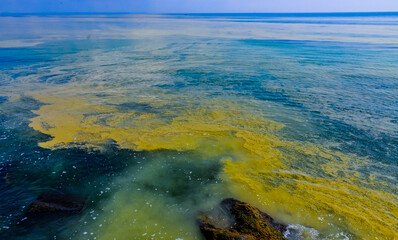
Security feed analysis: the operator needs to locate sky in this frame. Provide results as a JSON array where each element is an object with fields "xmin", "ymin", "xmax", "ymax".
[{"xmin": 1, "ymin": 0, "xmax": 398, "ymax": 13}]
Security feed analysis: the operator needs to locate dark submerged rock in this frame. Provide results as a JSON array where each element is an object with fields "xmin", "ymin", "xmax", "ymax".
[
  {"xmin": 198, "ymin": 198, "xmax": 287, "ymax": 240},
  {"xmin": 28, "ymin": 191, "xmax": 85, "ymax": 214}
]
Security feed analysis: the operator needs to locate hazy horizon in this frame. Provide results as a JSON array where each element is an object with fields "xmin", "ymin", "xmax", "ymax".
[
  {"xmin": 1, "ymin": 0, "xmax": 398, "ymax": 14},
  {"xmin": 2, "ymin": 11, "xmax": 398, "ymax": 14}
]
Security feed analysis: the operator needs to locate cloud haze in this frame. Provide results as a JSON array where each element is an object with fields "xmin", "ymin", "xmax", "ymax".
[{"xmin": 1, "ymin": 0, "xmax": 398, "ymax": 13}]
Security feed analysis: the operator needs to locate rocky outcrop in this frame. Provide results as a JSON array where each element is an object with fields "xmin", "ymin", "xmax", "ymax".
[
  {"xmin": 27, "ymin": 191, "xmax": 85, "ymax": 214},
  {"xmin": 198, "ymin": 198, "xmax": 287, "ymax": 240}
]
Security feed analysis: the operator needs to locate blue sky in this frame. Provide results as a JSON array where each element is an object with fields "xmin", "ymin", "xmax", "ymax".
[{"xmin": 1, "ymin": 0, "xmax": 398, "ymax": 13}]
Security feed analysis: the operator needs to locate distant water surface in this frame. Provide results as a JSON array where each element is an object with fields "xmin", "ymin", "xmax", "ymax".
[{"xmin": 0, "ymin": 13, "xmax": 397, "ymax": 240}]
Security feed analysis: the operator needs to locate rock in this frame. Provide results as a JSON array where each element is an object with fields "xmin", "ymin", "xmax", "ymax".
[
  {"xmin": 198, "ymin": 198, "xmax": 287, "ymax": 240},
  {"xmin": 27, "ymin": 191, "xmax": 85, "ymax": 214},
  {"xmin": 15, "ymin": 192, "xmax": 85, "ymax": 229}
]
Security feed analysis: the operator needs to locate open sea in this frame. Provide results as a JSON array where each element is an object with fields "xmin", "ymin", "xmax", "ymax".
[{"xmin": 0, "ymin": 13, "xmax": 397, "ymax": 239}]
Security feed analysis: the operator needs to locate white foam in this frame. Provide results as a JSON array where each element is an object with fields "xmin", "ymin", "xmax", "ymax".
[{"xmin": 284, "ymin": 224, "xmax": 320, "ymax": 240}]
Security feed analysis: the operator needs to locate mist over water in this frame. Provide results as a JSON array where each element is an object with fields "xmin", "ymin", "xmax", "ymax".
[{"xmin": 0, "ymin": 13, "xmax": 397, "ymax": 239}]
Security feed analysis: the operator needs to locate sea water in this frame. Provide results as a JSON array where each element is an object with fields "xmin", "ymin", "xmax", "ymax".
[{"xmin": 0, "ymin": 13, "xmax": 397, "ymax": 239}]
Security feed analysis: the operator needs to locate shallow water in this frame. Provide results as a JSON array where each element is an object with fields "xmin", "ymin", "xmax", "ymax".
[{"xmin": 0, "ymin": 13, "xmax": 397, "ymax": 240}]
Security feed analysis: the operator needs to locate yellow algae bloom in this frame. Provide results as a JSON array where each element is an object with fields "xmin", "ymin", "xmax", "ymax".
[
  {"xmin": 223, "ymin": 145, "xmax": 398, "ymax": 239},
  {"xmin": 28, "ymin": 92, "xmax": 398, "ymax": 239}
]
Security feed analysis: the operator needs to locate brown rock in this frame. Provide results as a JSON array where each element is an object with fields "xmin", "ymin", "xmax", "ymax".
[
  {"xmin": 198, "ymin": 198, "xmax": 287, "ymax": 240},
  {"xmin": 28, "ymin": 191, "xmax": 85, "ymax": 213}
]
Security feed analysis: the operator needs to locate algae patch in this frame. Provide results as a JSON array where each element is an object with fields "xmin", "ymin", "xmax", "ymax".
[{"xmin": 28, "ymin": 93, "xmax": 398, "ymax": 239}]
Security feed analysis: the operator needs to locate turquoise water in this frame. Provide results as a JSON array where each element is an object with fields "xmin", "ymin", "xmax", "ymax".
[{"xmin": 0, "ymin": 13, "xmax": 397, "ymax": 239}]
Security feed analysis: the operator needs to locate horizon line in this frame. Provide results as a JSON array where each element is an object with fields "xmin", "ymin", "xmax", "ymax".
[{"xmin": 1, "ymin": 11, "xmax": 398, "ymax": 15}]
